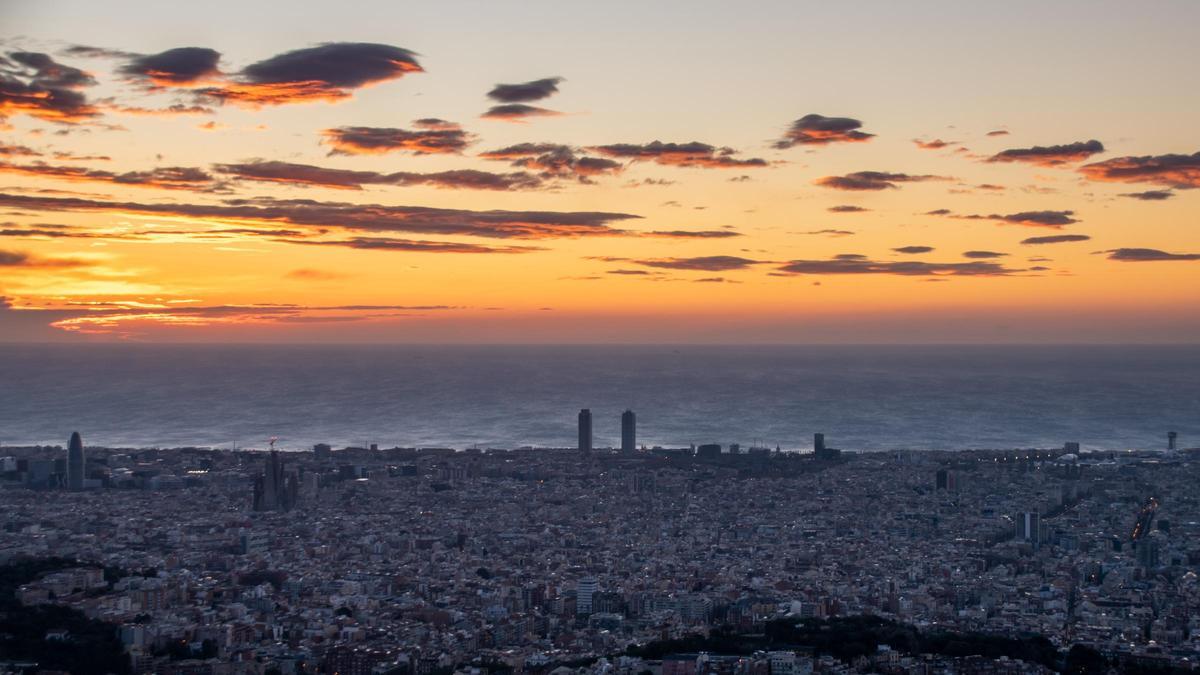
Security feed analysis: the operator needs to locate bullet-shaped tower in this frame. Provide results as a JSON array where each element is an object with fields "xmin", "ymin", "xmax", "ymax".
[{"xmin": 67, "ymin": 431, "xmax": 85, "ymax": 491}]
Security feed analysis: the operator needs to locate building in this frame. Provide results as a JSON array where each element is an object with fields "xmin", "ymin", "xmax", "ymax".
[
  {"xmin": 1015, "ymin": 511, "xmax": 1041, "ymax": 548},
  {"xmin": 578, "ymin": 408, "xmax": 592, "ymax": 454},
  {"xmin": 814, "ymin": 433, "xmax": 841, "ymax": 460},
  {"xmin": 576, "ymin": 576, "xmax": 597, "ymax": 616},
  {"xmin": 67, "ymin": 431, "xmax": 85, "ymax": 491},
  {"xmin": 253, "ymin": 450, "xmax": 299, "ymax": 512},
  {"xmin": 621, "ymin": 409, "xmax": 636, "ymax": 451},
  {"xmin": 313, "ymin": 443, "xmax": 332, "ymax": 461}
]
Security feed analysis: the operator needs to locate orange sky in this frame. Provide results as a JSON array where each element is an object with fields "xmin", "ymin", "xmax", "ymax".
[{"xmin": 1, "ymin": 1, "xmax": 1199, "ymax": 342}]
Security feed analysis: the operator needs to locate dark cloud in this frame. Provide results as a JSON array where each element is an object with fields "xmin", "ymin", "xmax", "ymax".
[
  {"xmin": 107, "ymin": 103, "xmax": 215, "ymax": 116},
  {"xmin": 1021, "ymin": 234, "xmax": 1091, "ymax": 245},
  {"xmin": 986, "ymin": 130, "xmax": 1010, "ymax": 137},
  {"xmin": 800, "ymin": 229, "xmax": 855, "ymax": 237},
  {"xmin": 962, "ymin": 250, "xmax": 1007, "ymax": 259},
  {"xmin": 589, "ymin": 141, "xmax": 769, "ymax": 169},
  {"xmin": 988, "ymin": 140, "xmax": 1104, "ymax": 167},
  {"xmin": 479, "ymin": 143, "xmax": 622, "ymax": 182},
  {"xmin": 0, "ymin": 141, "xmax": 39, "ymax": 156},
  {"xmin": 63, "ymin": 45, "xmax": 139, "ymax": 59},
  {"xmin": 929, "ymin": 208, "xmax": 1080, "ymax": 228},
  {"xmin": 0, "ymin": 192, "xmax": 642, "ymax": 240},
  {"xmin": 828, "ymin": 205, "xmax": 869, "ymax": 213},
  {"xmin": 480, "ymin": 104, "xmax": 561, "ymax": 122},
  {"xmin": 278, "ymin": 236, "xmax": 539, "ymax": 254},
  {"xmin": 486, "ymin": 77, "xmax": 563, "ymax": 103},
  {"xmin": 815, "ymin": 171, "xmax": 948, "ymax": 191},
  {"xmin": 0, "ymin": 51, "xmax": 99, "ymax": 123},
  {"xmin": 776, "ymin": 255, "xmax": 1020, "ymax": 277},
  {"xmin": 774, "ymin": 114, "xmax": 873, "ymax": 148},
  {"xmin": 214, "ymin": 160, "xmax": 545, "ymax": 191},
  {"xmin": 196, "ymin": 42, "xmax": 422, "ymax": 106},
  {"xmin": 322, "ymin": 123, "xmax": 472, "ymax": 156},
  {"xmin": 893, "ymin": 246, "xmax": 934, "ymax": 254},
  {"xmin": 607, "ymin": 269, "xmax": 653, "ymax": 275},
  {"xmin": 119, "ymin": 47, "xmax": 222, "ymax": 86},
  {"xmin": 632, "ymin": 255, "xmax": 760, "ymax": 271},
  {"xmin": 0, "ymin": 160, "xmax": 215, "ymax": 190},
  {"xmin": 641, "ymin": 230, "xmax": 742, "ymax": 239},
  {"xmin": 0, "ymin": 247, "xmax": 86, "ymax": 268},
  {"xmin": 1105, "ymin": 248, "xmax": 1200, "ymax": 262},
  {"xmin": 693, "ymin": 277, "xmax": 738, "ymax": 283},
  {"xmin": 1079, "ymin": 152, "xmax": 1200, "ymax": 189},
  {"xmin": 1120, "ymin": 190, "xmax": 1174, "ymax": 201},
  {"xmin": 913, "ymin": 139, "xmax": 957, "ymax": 150}
]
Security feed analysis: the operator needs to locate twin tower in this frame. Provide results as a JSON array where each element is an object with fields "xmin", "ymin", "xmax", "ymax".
[{"xmin": 578, "ymin": 408, "xmax": 636, "ymax": 453}]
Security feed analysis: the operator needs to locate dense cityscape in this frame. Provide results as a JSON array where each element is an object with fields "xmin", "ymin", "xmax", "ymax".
[{"xmin": 1, "ymin": 411, "xmax": 1197, "ymax": 674}]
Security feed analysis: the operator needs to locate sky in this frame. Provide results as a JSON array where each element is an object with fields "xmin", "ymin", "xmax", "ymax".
[{"xmin": 1, "ymin": 0, "xmax": 1198, "ymax": 343}]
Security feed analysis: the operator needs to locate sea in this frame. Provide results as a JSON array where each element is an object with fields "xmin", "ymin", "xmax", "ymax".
[{"xmin": 0, "ymin": 344, "xmax": 1196, "ymax": 452}]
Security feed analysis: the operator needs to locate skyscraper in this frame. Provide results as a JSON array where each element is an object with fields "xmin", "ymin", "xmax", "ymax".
[
  {"xmin": 67, "ymin": 431, "xmax": 84, "ymax": 491},
  {"xmin": 621, "ymin": 409, "xmax": 636, "ymax": 452},
  {"xmin": 578, "ymin": 408, "xmax": 592, "ymax": 454},
  {"xmin": 1016, "ymin": 511, "xmax": 1041, "ymax": 548},
  {"xmin": 576, "ymin": 576, "xmax": 597, "ymax": 616}
]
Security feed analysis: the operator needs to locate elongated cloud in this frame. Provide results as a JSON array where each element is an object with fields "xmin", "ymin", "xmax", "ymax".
[
  {"xmin": 1021, "ymin": 234, "xmax": 1091, "ymax": 245},
  {"xmin": 641, "ymin": 230, "xmax": 742, "ymax": 239},
  {"xmin": 815, "ymin": 171, "xmax": 948, "ymax": 191},
  {"xmin": 774, "ymin": 114, "xmax": 873, "ymax": 148},
  {"xmin": 987, "ymin": 140, "xmax": 1104, "ymax": 167},
  {"xmin": 1120, "ymin": 190, "xmax": 1174, "ymax": 201},
  {"xmin": 0, "ymin": 192, "xmax": 642, "ymax": 240},
  {"xmin": 777, "ymin": 253, "xmax": 1019, "ymax": 276},
  {"xmin": 487, "ymin": 77, "xmax": 563, "ymax": 103},
  {"xmin": 827, "ymin": 205, "xmax": 869, "ymax": 213},
  {"xmin": 46, "ymin": 302, "xmax": 462, "ymax": 334},
  {"xmin": 1078, "ymin": 151, "xmax": 1200, "ymax": 189},
  {"xmin": 893, "ymin": 246, "xmax": 933, "ymax": 254},
  {"xmin": 1105, "ymin": 248, "xmax": 1200, "ymax": 262},
  {"xmin": 929, "ymin": 208, "xmax": 1079, "ymax": 228},
  {"xmin": 480, "ymin": 103, "xmax": 562, "ymax": 122},
  {"xmin": 589, "ymin": 141, "xmax": 768, "ymax": 169},
  {"xmin": 279, "ymin": 236, "xmax": 539, "ymax": 254},
  {"xmin": 0, "ymin": 142, "xmax": 40, "ymax": 156},
  {"xmin": 1, "ymin": 51, "xmax": 99, "ymax": 123},
  {"xmin": 963, "ymin": 250, "xmax": 1007, "ymax": 259},
  {"xmin": 0, "ymin": 247, "xmax": 87, "ymax": 268},
  {"xmin": 119, "ymin": 47, "xmax": 222, "ymax": 86},
  {"xmin": 479, "ymin": 143, "xmax": 622, "ymax": 182},
  {"xmin": 196, "ymin": 42, "xmax": 422, "ymax": 106},
  {"xmin": 631, "ymin": 255, "xmax": 760, "ymax": 271},
  {"xmin": 214, "ymin": 160, "xmax": 544, "ymax": 191},
  {"xmin": 322, "ymin": 122, "xmax": 472, "ymax": 155},
  {"xmin": 0, "ymin": 160, "xmax": 215, "ymax": 190},
  {"xmin": 914, "ymin": 139, "xmax": 957, "ymax": 150}
]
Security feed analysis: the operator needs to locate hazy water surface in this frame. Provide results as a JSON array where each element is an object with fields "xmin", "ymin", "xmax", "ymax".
[{"xmin": 1, "ymin": 344, "xmax": 1196, "ymax": 452}]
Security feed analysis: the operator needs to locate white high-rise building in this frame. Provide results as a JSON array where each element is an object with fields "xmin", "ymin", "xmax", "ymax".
[{"xmin": 576, "ymin": 576, "xmax": 597, "ymax": 616}]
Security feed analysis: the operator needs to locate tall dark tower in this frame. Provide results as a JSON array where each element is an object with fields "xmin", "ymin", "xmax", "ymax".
[
  {"xmin": 1168, "ymin": 431, "xmax": 1178, "ymax": 451},
  {"xmin": 578, "ymin": 409, "xmax": 593, "ymax": 454},
  {"xmin": 621, "ymin": 409, "xmax": 636, "ymax": 452},
  {"xmin": 67, "ymin": 431, "xmax": 85, "ymax": 491},
  {"xmin": 813, "ymin": 433, "xmax": 825, "ymax": 455}
]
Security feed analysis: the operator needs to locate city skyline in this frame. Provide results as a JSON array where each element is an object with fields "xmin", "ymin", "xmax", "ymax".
[{"xmin": 1, "ymin": 1, "xmax": 1199, "ymax": 343}]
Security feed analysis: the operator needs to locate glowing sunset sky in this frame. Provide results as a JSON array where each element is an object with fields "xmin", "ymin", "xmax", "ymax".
[{"xmin": 1, "ymin": 0, "xmax": 1198, "ymax": 342}]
